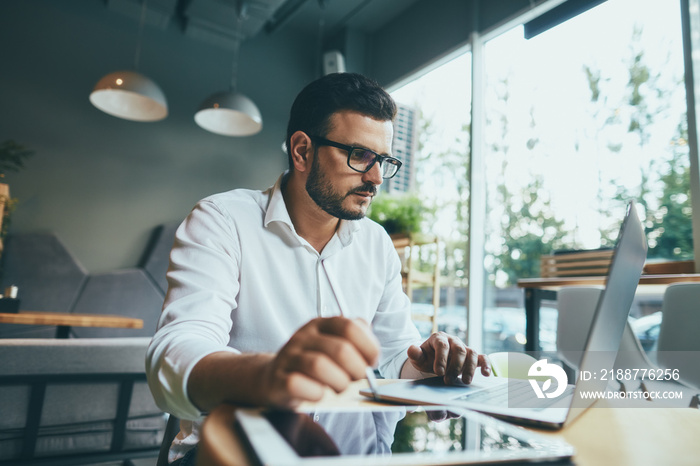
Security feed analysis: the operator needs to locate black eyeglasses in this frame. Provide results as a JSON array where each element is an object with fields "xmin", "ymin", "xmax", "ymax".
[{"xmin": 309, "ymin": 135, "xmax": 402, "ymax": 179}]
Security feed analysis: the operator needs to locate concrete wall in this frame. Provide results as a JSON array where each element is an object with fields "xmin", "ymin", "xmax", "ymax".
[
  {"xmin": 0, "ymin": 0, "xmax": 552, "ymax": 273},
  {"xmin": 365, "ymin": 0, "xmax": 539, "ymax": 87},
  {"xmin": 322, "ymin": 0, "xmax": 549, "ymax": 90},
  {"xmin": 0, "ymin": 0, "xmax": 315, "ymax": 272}
]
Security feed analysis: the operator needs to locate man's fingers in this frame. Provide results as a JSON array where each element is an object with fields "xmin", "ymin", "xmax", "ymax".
[
  {"xmin": 444, "ymin": 339, "xmax": 467, "ymax": 383},
  {"xmin": 460, "ymin": 349, "xmax": 479, "ymax": 384},
  {"xmin": 407, "ymin": 344, "xmax": 427, "ymax": 367},
  {"xmin": 459, "ymin": 350, "xmax": 493, "ymax": 383},
  {"xmin": 316, "ymin": 317, "xmax": 380, "ymax": 365},
  {"xmin": 425, "ymin": 333, "xmax": 450, "ymax": 376},
  {"xmin": 478, "ymin": 354, "xmax": 492, "ymax": 376},
  {"xmin": 263, "ymin": 361, "xmax": 327, "ymax": 408},
  {"xmin": 274, "ymin": 372, "xmax": 326, "ymax": 406},
  {"xmin": 302, "ymin": 333, "xmax": 370, "ymax": 380},
  {"xmin": 288, "ymin": 351, "xmax": 352, "ymax": 393},
  {"xmin": 272, "ymin": 316, "xmax": 378, "ymax": 402},
  {"xmin": 407, "ymin": 332, "xmax": 492, "ymax": 385}
]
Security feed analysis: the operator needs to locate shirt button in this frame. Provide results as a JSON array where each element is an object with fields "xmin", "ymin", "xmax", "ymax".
[{"xmin": 314, "ymin": 414, "xmax": 320, "ymax": 422}]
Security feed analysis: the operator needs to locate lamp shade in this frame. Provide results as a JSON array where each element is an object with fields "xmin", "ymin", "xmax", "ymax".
[
  {"xmin": 90, "ymin": 70, "xmax": 168, "ymax": 122},
  {"xmin": 194, "ymin": 91, "xmax": 262, "ymax": 136}
]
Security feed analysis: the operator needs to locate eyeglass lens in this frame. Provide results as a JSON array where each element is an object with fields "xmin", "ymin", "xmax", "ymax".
[{"xmin": 349, "ymin": 149, "xmax": 399, "ymax": 178}]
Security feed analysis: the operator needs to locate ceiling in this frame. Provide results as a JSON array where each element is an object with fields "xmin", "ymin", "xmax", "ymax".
[{"xmin": 106, "ymin": 0, "xmax": 423, "ymax": 50}]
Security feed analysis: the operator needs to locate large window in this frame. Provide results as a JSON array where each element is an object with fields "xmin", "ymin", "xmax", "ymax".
[
  {"xmin": 389, "ymin": 54, "xmax": 472, "ymax": 340},
  {"xmin": 483, "ymin": 0, "xmax": 688, "ymax": 353},
  {"xmin": 388, "ymin": 0, "xmax": 690, "ymax": 354}
]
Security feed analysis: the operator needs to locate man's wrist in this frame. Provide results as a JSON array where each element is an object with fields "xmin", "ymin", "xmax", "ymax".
[{"xmin": 188, "ymin": 351, "xmax": 276, "ymax": 410}]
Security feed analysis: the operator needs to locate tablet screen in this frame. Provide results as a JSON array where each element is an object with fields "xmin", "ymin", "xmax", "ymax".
[{"xmin": 236, "ymin": 406, "xmax": 574, "ymax": 465}]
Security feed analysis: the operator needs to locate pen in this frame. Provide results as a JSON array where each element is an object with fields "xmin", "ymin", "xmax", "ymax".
[
  {"xmin": 326, "ymin": 265, "xmax": 378, "ymax": 398},
  {"xmin": 365, "ymin": 366, "xmax": 380, "ymax": 400}
]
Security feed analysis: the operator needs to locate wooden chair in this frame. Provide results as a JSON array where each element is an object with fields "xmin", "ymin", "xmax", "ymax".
[
  {"xmin": 156, "ymin": 414, "xmax": 180, "ymax": 466},
  {"xmin": 392, "ymin": 234, "xmax": 441, "ymax": 334}
]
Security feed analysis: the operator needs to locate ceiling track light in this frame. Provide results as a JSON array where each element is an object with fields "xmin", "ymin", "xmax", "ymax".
[
  {"xmin": 90, "ymin": 0, "xmax": 168, "ymax": 122},
  {"xmin": 194, "ymin": 1, "xmax": 262, "ymax": 137}
]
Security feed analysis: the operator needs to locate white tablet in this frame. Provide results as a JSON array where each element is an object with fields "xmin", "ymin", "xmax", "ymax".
[{"xmin": 235, "ymin": 405, "xmax": 575, "ymax": 465}]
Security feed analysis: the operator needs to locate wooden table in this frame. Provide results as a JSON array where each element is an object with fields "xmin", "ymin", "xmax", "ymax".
[
  {"xmin": 196, "ymin": 379, "xmax": 700, "ymax": 466},
  {"xmin": 0, "ymin": 311, "xmax": 144, "ymax": 338},
  {"xmin": 517, "ymin": 274, "xmax": 700, "ymax": 352}
]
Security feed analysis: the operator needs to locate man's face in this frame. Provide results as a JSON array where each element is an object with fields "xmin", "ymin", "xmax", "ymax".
[{"xmin": 305, "ymin": 111, "xmax": 394, "ymax": 220}]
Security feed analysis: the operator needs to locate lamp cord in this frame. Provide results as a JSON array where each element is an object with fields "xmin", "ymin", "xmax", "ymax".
[
  {"xmin": 315, "ymin": 0, "xmax": 325, "ymax": 78},
  {"xmin": 133, "ymin": 0, "xmax": 149, "ymax": 70},
  {"xmin": 230, "ymin": 2, "xmax": 246, "ymax": 92}
]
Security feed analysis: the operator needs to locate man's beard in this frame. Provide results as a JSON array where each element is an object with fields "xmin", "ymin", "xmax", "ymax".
[{"xmin": 306, "ymin": 151, "xmax": 377, "ymax": 221}]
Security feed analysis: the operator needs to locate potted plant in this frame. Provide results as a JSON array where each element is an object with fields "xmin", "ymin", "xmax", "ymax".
[
  {"xmin": 367, "ymin": 192, "xmax": 432, "ymax": 241},
  {"xmin": 0, "ymin": 140, "xmax": 34, "ymax": 249}
]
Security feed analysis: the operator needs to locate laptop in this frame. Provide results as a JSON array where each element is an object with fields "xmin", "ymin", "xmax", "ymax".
[{"xmin": 361, "ymin": 200, "xmax": 648, "ymax": 429}]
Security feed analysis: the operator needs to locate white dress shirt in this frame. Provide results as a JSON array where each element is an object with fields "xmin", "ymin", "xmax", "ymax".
[{"xmin": 146, "ymin": 173, "xmax": 422, "ymax": 461}]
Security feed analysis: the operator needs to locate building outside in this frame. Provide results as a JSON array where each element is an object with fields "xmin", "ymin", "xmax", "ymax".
[{"xmin": 385, "ymin": 103, "xmax": 418, "ymax": 193}]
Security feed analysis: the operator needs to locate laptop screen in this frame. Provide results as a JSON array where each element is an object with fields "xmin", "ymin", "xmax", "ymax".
[{"xmin": 568, "ymin": 201, "xmax": 648, "ymax": 418}]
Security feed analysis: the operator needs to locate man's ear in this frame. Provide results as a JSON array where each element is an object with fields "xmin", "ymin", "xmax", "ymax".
[{"xmin": 289, "ymin": 131, "xmax": 313, "ymax": 173}]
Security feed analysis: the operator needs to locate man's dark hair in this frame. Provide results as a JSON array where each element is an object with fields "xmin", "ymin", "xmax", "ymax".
[{"xmin": 286, "ymin": 72, "xmax": 397, "ymax": 167}]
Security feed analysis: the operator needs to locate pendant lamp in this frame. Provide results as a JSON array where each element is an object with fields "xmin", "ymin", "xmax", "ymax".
[
  {"xmin": 90, "ymin": 0, "xmax": 168, "ymax": 122},
  {"xmin": 194, "ymin": 1, "xmax": 262, "ymax": 136}
]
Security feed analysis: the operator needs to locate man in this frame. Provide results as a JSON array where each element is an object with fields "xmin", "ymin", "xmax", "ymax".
[{"xmin": 146, "ymin": 72, "xmax": 490, "ymax": 464}]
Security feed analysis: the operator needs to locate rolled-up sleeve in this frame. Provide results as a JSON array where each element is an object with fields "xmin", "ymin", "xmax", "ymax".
[{"xmin": 146, "ymin": 199, "xmax": 242, "ymax": 420}]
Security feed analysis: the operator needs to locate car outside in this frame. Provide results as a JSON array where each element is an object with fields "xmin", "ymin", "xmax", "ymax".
[{"xmin": 629, "ymin": 311, "xmax": 662, "ymax": 352}]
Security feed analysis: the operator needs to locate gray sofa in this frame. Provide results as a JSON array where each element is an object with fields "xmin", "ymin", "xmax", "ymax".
[
  {"xmin": 0, "ymin": 337, "xmax": 165, "ymax": 465},
  {"xmin": 0, "ymin": 224, "xmax": 179, "ymax": 339},
  {"xmin": 0, "ymin": 225, "xmax": 180, "ymax": 464}
]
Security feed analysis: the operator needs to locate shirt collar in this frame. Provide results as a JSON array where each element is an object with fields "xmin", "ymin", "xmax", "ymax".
[
  {"xmin": 263, "ymin": 172, "xmax": 361, "ymax": 247},
  {"xmin": 263, "ymin": 172, "xmax": 294, "ymax": 230}
]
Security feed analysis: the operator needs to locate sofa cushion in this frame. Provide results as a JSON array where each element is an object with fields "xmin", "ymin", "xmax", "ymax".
[
  {"xmin": 0, "ymin": 233, "xmax": 88, "ymax": 338},
  {"xmin": 70, "ymin": 270, "xmax": 164, "ymax": 338},
  {"xmin": 0, "ymin": 338, "xmax": 165, "ymax": 463}
]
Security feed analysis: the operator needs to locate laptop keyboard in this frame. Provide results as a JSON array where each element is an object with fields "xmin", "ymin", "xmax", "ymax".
[{"xmin": 454, "ymin": 380, "xmax": 574, "ymax": 411}]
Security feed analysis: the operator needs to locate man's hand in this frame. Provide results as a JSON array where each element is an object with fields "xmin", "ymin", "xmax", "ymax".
[
  {"xmin": 405, "ymin": 332, "xmax": 490, "ymax": 384},
  {"xmin": 262, "ymin": 317, "xmax": 379, "ymax": 408}
]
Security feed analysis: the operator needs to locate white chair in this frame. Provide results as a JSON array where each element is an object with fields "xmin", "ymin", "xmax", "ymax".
[
  {"xmin": 616, "ymin": 283, "xmax": 700, "ymax": 407},
  {"xmin": 656, "ymin": 283, "xmax": 700, "ymax": 390},
  {"xmin": 555, "ymin": 286, "xmax": 603, "ymax": 372},
  {"xmin": 614, "ymin": 319, "xmax": 657, "ymax": 373},
  {"xmin": 556, "ymin": 284, "xmax": 700, "ymax": 407},
  {"xmin": 555, "ymin": 287, "xmax": 653, "ymax": 389}
]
